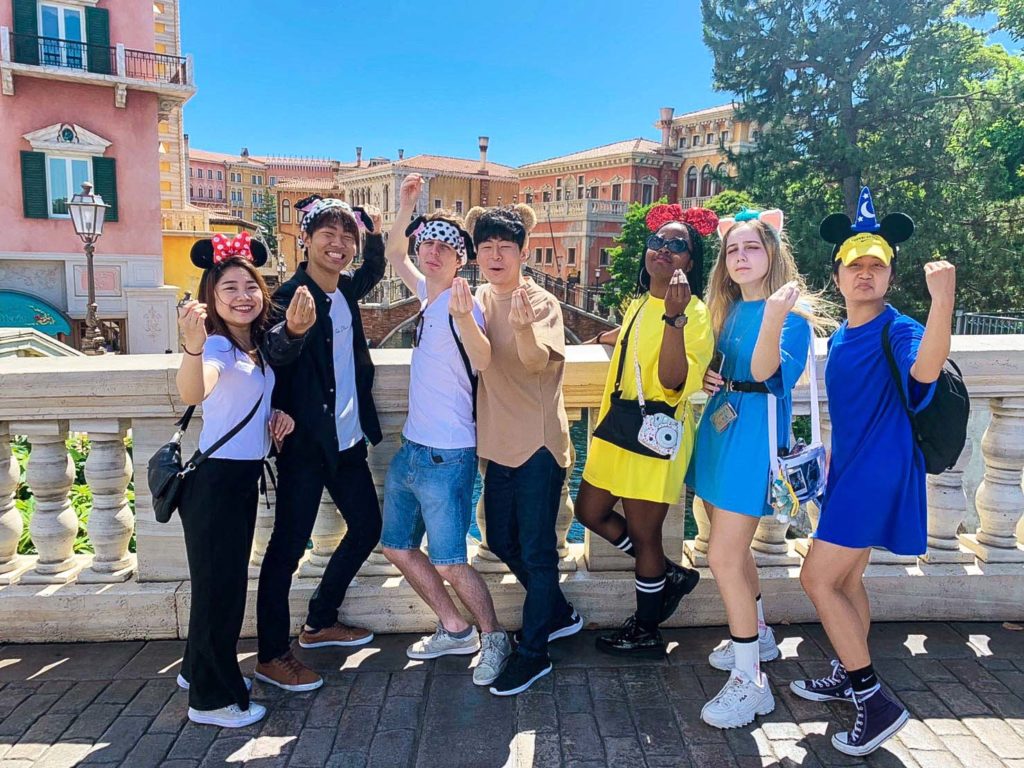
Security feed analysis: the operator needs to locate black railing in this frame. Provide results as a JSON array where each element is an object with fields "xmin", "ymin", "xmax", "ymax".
[
  {"xmin": 10, "ymin": 33, "xmax": 188, "ymax": 85},
  {"xmin": 955, "ymin": 310, "xmax": 1024, "ymax": 335},
  {"xmin": 524, "ymin": 266, "xmax": 608, "ymax": 316}
]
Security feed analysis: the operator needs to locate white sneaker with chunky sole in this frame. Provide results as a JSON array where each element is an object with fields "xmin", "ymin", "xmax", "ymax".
[{"xmin": 700, "ymin": 669, "xmax": 776, "ymax": 729}]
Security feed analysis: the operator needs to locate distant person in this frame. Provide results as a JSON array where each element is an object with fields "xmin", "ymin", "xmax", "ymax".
[{"xmin": 174, "ymin": 233, "xmax": 313, "ymax": 727}]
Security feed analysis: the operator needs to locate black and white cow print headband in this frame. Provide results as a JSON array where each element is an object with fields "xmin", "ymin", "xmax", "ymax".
[
  {"xmin": 295, "ymin": 195, "xmax": 374, "ymax": 248},
  {"xmin": 405, "ymin": 216, "xmax": 476, "ymax": 265}
]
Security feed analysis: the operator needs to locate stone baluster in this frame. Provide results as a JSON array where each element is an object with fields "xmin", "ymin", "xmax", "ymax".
[
  {"xmin": 18, "ymin": 421, "xmax": 80, "ymax": 584},
  {"xmin": 249, "ymin": 457, "xmax": 277, "ymax": 577},
  {"xmin": 751, "ymin": 515, "xmax": 800, "ymax": 566},
  {"xmin": 362, "ymin": 411, "xmax": 405, "ymax": 576},
  {"xmin": 0, "ymin": 425, "xmax": 30, "ymax": 584},
  {"xmin": 922, "ymin": 437, "xmax": 974, "ymax": 564},
  {"xmin": 683, "ymin": 495, "xmax": 711, "ymax": 568},
  {"xmin": 961, "ymin": 397, "xmax": 1024, "ymax": 562},
  {"xmin": 299, "ymin": 491, "xmax": 347, "ymax": 577},
  {"xmin": 77, "ymin": 421, "xmax": 136, "ymax": 583}
]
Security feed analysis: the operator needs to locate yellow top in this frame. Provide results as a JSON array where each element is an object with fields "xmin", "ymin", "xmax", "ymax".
[{"xmin": 583, "ymin": 294, "xmax": 714, "ymax": 504}]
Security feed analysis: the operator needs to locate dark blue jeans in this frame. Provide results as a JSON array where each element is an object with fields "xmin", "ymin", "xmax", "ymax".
[{"xmin": 484, "ymin": 447, "xmax": 572, "ymax": 660}]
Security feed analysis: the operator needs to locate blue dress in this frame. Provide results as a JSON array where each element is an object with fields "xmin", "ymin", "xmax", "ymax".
[
  {"xmin": 687, "ymin": 300, "xmax": 812, "ymax": 517},
  {"xmin": 814, "ymin": 305, "xmax": 936, "ymax": 555}
]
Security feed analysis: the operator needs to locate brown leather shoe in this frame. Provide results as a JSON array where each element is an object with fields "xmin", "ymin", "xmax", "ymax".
[
  {"xmin": 298, "ymin": 622, "xmax": 374, "ymax": 649},
  {"xmin": 254, "ymin": 651, "xmax": 323, "ymax": 692}
]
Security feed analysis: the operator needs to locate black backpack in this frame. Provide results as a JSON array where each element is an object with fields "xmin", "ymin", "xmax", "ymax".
[{"xmin": 881, "ymin": 321, "xmax": 969, "ymax": 475}]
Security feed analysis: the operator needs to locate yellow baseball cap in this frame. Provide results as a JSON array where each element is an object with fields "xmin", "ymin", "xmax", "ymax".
[{"xmin": 835, "ymin": 232, "xmax": 894, "ymax": 267}]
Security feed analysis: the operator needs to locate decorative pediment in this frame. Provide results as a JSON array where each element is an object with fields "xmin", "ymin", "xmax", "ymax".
[{"xmin": 22, "ymin": 123, "xmax": 111, "ymax": 156}]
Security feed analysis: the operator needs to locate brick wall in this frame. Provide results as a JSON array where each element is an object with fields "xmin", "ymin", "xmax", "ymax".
[{"xmin": 360, "ymin": 300, "xmax": 420, "ymax": 346}]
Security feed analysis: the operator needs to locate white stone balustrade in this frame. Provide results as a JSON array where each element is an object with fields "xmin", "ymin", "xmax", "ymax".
[{"xmin": 0, "ymin": 337, "xmax": 1021, "ymax": 642}]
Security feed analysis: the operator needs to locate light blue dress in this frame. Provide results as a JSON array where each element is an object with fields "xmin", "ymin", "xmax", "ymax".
[{"xmin": 686, "ymin": 300, "xmax": 812, "ymax": 517}]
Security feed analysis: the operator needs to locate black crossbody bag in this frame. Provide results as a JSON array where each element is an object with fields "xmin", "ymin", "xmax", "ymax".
[
  {"xmin": 592, "ymin": 300, "xmax": 677, "ymax": 460},
  {"xmin": 147, "ymin": 395, "xmax": 264, "ymax": 523}
]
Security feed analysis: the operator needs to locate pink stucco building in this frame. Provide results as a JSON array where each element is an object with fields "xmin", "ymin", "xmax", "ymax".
[{"xmin": 0, "ymin": 0, "xmax": 194, "ymax": 353}]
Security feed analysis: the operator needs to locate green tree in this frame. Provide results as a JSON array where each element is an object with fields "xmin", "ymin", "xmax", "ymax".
[
  {"xmin": 254, "ymin": 191, "xmax": 278, "ymax": 253},
  {"xmin": 600, "ymin": 199, "xmax": 663, "ymax": 317},
  {"xmin": 705, "ymin": 190, "xmax": 759, "ymax": 218}
]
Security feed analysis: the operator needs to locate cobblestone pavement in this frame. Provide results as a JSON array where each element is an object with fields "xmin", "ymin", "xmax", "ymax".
[{"xmin": 1, "ymin": 622, "xmax": 1024, "ymax": 767}]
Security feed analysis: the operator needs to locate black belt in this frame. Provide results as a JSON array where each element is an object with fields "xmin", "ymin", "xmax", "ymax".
[{"xmin": 722, "ymin": 379, "xmax": 770, "ymax": 393}]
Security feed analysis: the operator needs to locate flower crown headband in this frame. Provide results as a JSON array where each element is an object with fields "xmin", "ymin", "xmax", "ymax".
[{"xmin": 645, "ymin": 203, "xmax": 719, "ymax": 237}]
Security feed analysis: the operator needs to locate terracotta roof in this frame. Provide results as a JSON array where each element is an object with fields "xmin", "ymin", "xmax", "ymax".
[
  {"xmin": 668, "ymin": 103, "xmax": 739, "ymax": 124},
  {"xmin": 187, "ymin": 148, "xmax": 267, "ymax": 167},
  {"xmin": 519, "ymin": 138, "xmax": 666, "ymax": 169},
  {"xmin": 273, "ymin": 178, "xmax": 343, "ymax": 191},
  {"xmin": 395, "ymin": 154, "xmax": 518, "ymax": 179}
]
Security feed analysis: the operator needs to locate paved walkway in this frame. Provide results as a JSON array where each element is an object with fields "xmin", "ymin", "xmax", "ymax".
[{"xmin": 1, "ymin": 622, "xmax": 1023, "ymax": 767}]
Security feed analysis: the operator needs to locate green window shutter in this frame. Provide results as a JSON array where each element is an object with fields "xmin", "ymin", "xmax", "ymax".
[
  {"xmin": 92, "ymin": 157, "xmax": 118, "ymax": 222},
  {"xmin": 20, "ymin": 151, "xmax": 48, "ymax": 219},
  {"xmin": 12, "ymin": 0, "xmax": 39, "ymax": 65},
  {"xmin": 85, "ymin": 6, "xmax": 110, "ymax": 75}
]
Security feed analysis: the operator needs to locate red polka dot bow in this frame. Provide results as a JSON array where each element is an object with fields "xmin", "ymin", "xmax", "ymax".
[{"xmin": 211, "ymin": 231, "xmax": 254, "ymax": 264}]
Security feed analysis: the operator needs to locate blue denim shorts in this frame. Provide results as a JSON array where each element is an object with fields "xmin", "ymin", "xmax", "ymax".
[{"xmin": 381, "ymin": 439, "xmax": 478, "ymax": 565}]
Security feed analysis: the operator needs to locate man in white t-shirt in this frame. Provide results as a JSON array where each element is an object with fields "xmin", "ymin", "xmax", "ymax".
[{"xmin": 380, "ymin": 173, "xmax": 511, "ymax": 686}]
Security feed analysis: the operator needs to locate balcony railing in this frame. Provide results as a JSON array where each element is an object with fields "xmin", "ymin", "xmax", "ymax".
[
  {"xmin": 525, "ymin": 266, "xmax": 610, "ymax": 317},
  {"xmin": 1, "ymin": 337, "xmax": 1023, "ymax": 641},
  {"xmin": 534, "ymin": 199, "xmax": 630, "ymax": 220},
  {"xmin": 4, "ymin": 31, "xmax": 192, "ymax": 87},
  {"xmin": 358, "ymin": 277, "xmax": 414, "ymax": 307}
]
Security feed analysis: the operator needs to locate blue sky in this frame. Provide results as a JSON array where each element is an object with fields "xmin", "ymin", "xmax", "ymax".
[{"xmin": 180, "ymin": 0, "xmax": 721, "ymax": 167}]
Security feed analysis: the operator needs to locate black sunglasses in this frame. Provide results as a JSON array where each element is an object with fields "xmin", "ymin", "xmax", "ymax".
[{"xmin": 646, "ymin": 234, "xmax": 690, "ymax": 254}]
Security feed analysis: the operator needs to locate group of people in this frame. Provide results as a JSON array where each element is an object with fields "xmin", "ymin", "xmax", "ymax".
[{"xmin": 173, "ymin": 177, "xmax": 956, "ymax": 758}]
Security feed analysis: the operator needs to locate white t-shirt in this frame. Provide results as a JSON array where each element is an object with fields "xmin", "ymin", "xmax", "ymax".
[
  {"xmin": 199, "ymin": 335, "xmax": 275, "ymax": 460},
  {"xmin": 329, "ymin": 289, "xmax": 363, "ymax": 450},
  {"xmin": 403, "ymin": 279, "xmax": 485, "ymax": 449}
]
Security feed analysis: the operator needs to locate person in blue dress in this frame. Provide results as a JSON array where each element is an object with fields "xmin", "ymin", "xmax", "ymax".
[
  {"xmin": 687, "ymin": 209, "xmax": 832, "ymax": 729},
  {"xmin": 789, "ymin": 188, "xmax": 956, "ymax": 757}
]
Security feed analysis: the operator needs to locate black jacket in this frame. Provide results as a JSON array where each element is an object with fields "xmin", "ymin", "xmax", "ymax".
[{"xmin": 270, "ymin": 235, "xmax": 386, "ymax": 456}]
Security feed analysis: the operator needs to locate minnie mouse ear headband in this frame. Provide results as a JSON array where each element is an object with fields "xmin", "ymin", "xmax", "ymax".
[
  {"xmin": 820, "ymin": 187, "xmax": 914, "ymax": 267},
  {"xmin": 464, "ymin": 204, "xmax": 537, "ymax": 248},
  {"xmin": 405, "ymin": 216, "xmax": 476, "ymax": 265},
  {"xmin": 190, "ymin": 231, "xmax": 269, "ymax": 270},
  {"xmin": 717, "ymin": 208, "xmax": 784, "ymax": 239},
  {"xmin": 295, "ymin": 195, "xmax": 374, "ymax": 248},
  {"xmin": 645, "ymin": 203, "xmax": 719, "ymax": 238}
]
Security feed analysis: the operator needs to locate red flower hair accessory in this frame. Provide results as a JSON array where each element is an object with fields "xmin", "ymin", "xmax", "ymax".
[{"xmin": 645, "ymin": 203, "xmax": 720, "ymax": 238}]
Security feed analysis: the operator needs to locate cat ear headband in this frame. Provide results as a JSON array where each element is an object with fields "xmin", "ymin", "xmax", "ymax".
[
  {"xmin": 819, "ymin": 187, "xmax": 914, "ymax": 266},
  {"xmin": 405, "ymin": 216, "xmax": 476, "ymax": 265},
  {"xmin": 190, "ymin": 231, "xmax": 269, "ymax": 269},
  {"xmin": 717, "ymin": 208, "xmax": 784, "ymax": 239}
]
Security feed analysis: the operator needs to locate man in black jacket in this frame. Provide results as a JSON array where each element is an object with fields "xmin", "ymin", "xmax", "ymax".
[{"xmin": 255, "ymin": 196, "xmax": 385, "ymax": 692}]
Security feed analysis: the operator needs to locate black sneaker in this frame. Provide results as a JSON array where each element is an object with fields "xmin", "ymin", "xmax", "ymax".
[
  {"xmin": 790, "ymin": 659, "xmax": 854, "ymax": 703},
  {"xmin": 831, "ymin": 687, "xmax": 909, "ymax": 756},
  {"xmin": 660, "ymin": 563, "xmax": 700, "ymax": 623},
  {"xmin": 595, "ymin": 615, "xmax": 666, "ymax": 659},
  {"xmin": 488, "ymin": 651, "xmax": 552, "ymax": 697},
  {"xmin": 513, "ymin": 605, "xmax": 584, "ymax": 646}
]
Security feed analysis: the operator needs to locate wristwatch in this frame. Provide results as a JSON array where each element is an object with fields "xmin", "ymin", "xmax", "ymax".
[{"xmin": 662, "ymin": 313, "xmax": 688, "ymax": 329}]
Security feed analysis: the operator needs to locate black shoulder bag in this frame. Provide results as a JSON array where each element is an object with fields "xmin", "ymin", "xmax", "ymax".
[
  {"xmin": 147, "ymin": 395, "xmax": 264, "ymax": 523},
  {"xmin": 448, "ymin": 315, "xmax": 478, "ymax": 421}
]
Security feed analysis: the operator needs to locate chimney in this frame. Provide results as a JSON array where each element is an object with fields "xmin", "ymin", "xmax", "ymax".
[
  {"xmin": 241, "ymin": 147, "xmax": 249, "ymax": 158},
  {"xmin": 398, "ymin": 148, "xmax": 404, "ymax": 160},
  {"xmin": 659, "ymin": 107, "xmax": 674, "ymax": 149},
  {"xmin": 355, "ymin": 146, "xmax": 362, "ymax": 167},
  {"xmin": 478, "ymin": 136, "xmax": 489, "ymax": 174}
]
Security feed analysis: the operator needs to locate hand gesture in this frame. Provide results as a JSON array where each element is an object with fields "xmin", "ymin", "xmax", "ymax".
[
  {"xmin": 702, "ymin": 368, "xmax": 723, "ymax": 396},
  {"xmin": 449, "ymin": 277, "xmax": 475, "ymax": 318},
  {"xmin": 362, "ymin": 204, "xmax": 383, "ymax": 234},
  {"xmin": 177, "ymin": 300, "xmax": 207, "ymax": 353},
  {"xmin": 399, "ymin": 173, "xmax": 423, "ymax": 209},
  {"xmin": 764, "ymin": 280, "xmax": 800, "ymax": 324},
  {"xmin": 924, "ymin": 260, "xmax": 956, "ymax": 307},
  {"xmin": 664, "ymin": 269, "xmax": 692, "ymax": 318},
  {"xmin": 285, "ymin": 285, "xmax": 315, "ymax": 337},
  {"xmin": 509, "ymin": 286, "xmax": 537, "ymax": 330},
  {"xmin": 269, "ymin": 410, "xmax": 295, "ymax": 452}
]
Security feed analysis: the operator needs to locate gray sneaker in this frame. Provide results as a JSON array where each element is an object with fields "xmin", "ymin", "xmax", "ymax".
[
  {"xmin": 407, "ymin": 625, "xmax": 480, "ymax": 660},
  {"xmin": 473, "ymin": 631, "xmax": 512, "ymax": 686}
]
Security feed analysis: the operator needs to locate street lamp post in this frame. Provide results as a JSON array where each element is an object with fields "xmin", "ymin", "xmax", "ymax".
[{"xmin": 67, "ymin": 182, "xmax": 110, "ymax": 355}]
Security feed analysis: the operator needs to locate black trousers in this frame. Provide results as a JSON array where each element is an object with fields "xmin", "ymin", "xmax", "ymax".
[
  {"xmin": 256, "ymin": 440, "xmax": 382, "ymax": 663},
  {"xmin": 179, "ymin": 458, "xmax": 260, "ymax": 712}
]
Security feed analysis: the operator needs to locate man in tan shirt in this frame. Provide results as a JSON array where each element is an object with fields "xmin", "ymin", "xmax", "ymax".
[{"xmin": 452, "ymin": 204, "xmax": 584, "ymax": 696}]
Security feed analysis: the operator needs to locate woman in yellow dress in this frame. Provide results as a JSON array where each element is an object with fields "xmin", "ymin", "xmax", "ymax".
[{"xmin": 576, "ymin": 203, "xmax": 715, "ymax": 657}]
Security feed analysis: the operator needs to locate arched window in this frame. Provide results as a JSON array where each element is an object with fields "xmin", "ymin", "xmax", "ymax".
[
  {"xmin": 685, "ymin": 167, "xmax": 698, "ymax": 198},
  {"xmin": 281, "ymin": 199, "xmax": 291, "ymax": 223},
  {"xmin": 700, "ymin": 164, "xmax": 713, "ymax": 197},
  {"xmin": 713, "ymin": 163, "xmax": 728, "ymax": 195}
]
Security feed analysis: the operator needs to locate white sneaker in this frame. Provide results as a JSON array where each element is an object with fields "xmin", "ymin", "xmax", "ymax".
[
  {"xmin": 177, "ymin": 674, "xmax": 252, "ymax": 692},
  {"xmin": 188, "ymin": 702, "xmax": 266, "ymax": 728},
  {"xmin": 407, "ymin": 625, "xmax": 480, "ymax": 660},
  {"xmin": 700, "ymin": 669, "xmax": 776, "ymax": 729},
  {"xmin": 473, "ymin": 631, "xmax": 512, "ymax": 686},
  {"xmin": 708, "ymin": 627, "xmax": 780, "ymax": 671}
]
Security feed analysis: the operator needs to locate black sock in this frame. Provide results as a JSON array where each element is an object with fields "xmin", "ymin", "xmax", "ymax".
[
  {"xmin": 612, "ymin": 531, "xmax": 635, "ymax": 557},
  {"xmin": 635, "ymin": 572, "xmax": 666, "ymax": 629},
  {"xmin": 847, "ymin": 664, "xmax": 879, "ymax": 698}
]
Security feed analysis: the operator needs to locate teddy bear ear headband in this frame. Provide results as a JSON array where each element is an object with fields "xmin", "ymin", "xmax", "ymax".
[
  {"xmin": 716, "ymin": 208, "xmax": 785, "ymax": 239},
  {"xmin": 295, "ymin": 195, "xmax": 374, "ymax": 248},
  {"xmin": 820, "ymin": 186, "xmax": 914, "ymax": 267},
  {"xmin": 404, "ymin": 216, "xmax": 476, "ymax": 265},
  {"xmin": 190, "ymin": 231, "xmax": 269, "ymax": 269}
]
